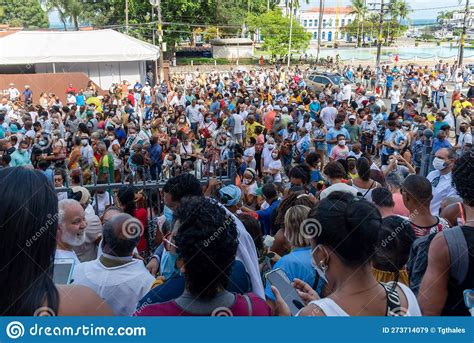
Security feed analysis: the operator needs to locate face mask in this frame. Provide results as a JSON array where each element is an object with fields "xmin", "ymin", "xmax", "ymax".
[
  {"xmin": 179, "ymin": 118, "xmax": 185, "ymax": 123},
  {"xmin": 171, "ymin": 129, "xmax": 177, "ymax": 134},
  {"xmin": 338, "ymin": 140, "xmax": 346, "ymax": 146},
  {"xmin": 267, "ymin": 144, "xmax": 274, "ymax": 150},
  {"xmin": 432, "ymin": 157, "xmax": 447, "ymax": 171},
  {"xmin": 160, "ymin": 127, "xmax": 167, "ymax": 133},
  {"xmin": 275, "ymin": 117, "xmax": 281, "ymax": 122},
  {"xmin": 20, "ymin": 148, "xmax": 27, "ymax": 153},
  {"xmin": 160, "ymin": 250, "xmax": 180, "ymax": 279},
  {"xmin": 243, "ymin": 178, "xmax": 251, "ymax": 185},
  {"xmin": 163, "ymin": 205, "xmax": 174, "ymax": 224},
  {"xmin": 145, "ymin": 124, "xmax": 151, "ymax": 129},
  {"xmin": 166, "ymin": 159, "xmax": 173, "ymax": 166},
  {"xmin": 205, "ymin": 118, "xmax": 212, "ymax": 123},
  {"xmin": 311, "ymin": 245, "xmax": 328, "ymax": 283},
  {"xmin": 272, "ymin": 153, "xmax": 279, "ymax": 159},
  {"xmin": 402, "ymin": 126, "xmax": 409, "ymax": 131}
]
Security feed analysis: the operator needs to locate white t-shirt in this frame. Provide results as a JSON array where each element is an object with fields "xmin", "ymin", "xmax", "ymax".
[
  {"xmin": 232, "ymin": 113, "xmax": 244, "ymax": 134},
  {"xmin": 320, "ymin": 106, "xmax": 338, "ymax": 129},
  {"xmin": 269, "ymin": 159, "xmax": 282, "ymax": 183},
  {"xmin": 389, "ymin": 89, "xmax": 401, "ymax": 104},
  {"xmin": 342, "ymin": 84, "xmax": 352, "ymax": 101},
  {"xmin": 72, "ymin": 258, "xmax": 154, "ymax": 316},
  {"xmin": 319, "ymin": 182, "xmax": 359, "ymax": 200}
]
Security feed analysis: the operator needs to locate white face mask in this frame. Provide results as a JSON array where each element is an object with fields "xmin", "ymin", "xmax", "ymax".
[
  {"xmin": 432, "ymin": 157, "xmax": 447, "ymax": 171},
  {"xmin": 272, "ymin": 153, "xmax": 279, "ymax": 159},
  {"xmin": 338, "ymin": 139, "xmax": 346, "ymax": 146},
  {"xmin": 242, "ymin": 178, "xmax": 251, "ymax": 185},
  {"xmin": 160, "ymin": 127, "xmax": 167, "ymax": 133},
  {"xmin": 81, "ymin": 139, "xmax": 88, "ymax": 146},
  {"xmin": 267, "ymin": 144, "xmax": 274, "ymax": 150},
  {"xmin": 311, "ymin": 245, "xmax": 328, "ymax": 283},
  {"xmin": 179, "ymin": 118, "xmax": 185, "ymax": 123},
  {"xmin": 171, "ymin": 129, "xmax": 177, "ymax": 134}
]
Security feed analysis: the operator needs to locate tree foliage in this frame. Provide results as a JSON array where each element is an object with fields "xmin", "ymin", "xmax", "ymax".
[
  {"xmin": 0, "ymin": 0, "xmax": 49, "ymax": 28},
  {"xmin": 246, "ymin": 9, "xmax": 311, "ymax": 58}
]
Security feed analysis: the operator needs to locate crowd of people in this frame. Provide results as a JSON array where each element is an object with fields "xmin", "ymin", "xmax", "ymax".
[{"xmin": 0, "ymin": 60, "xmax": 473, "ymax": 317}]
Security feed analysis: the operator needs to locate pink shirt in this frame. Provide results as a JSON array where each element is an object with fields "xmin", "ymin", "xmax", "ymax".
[{"xmin": 392, "ymin": 193, "xmax": 410, "ymax": 217}]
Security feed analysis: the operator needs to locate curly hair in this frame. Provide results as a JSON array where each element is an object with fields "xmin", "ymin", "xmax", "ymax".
[
  {"xmin": 163, "ymin": 173, "xmax": 203, "ymax": 202},
  {"xmin": 452, "ymin": 152, "xmax": 474, "ymax": 206},
  {"xmin": 173, "ymin": 196, "xmax": 238, "ymax": 299}
]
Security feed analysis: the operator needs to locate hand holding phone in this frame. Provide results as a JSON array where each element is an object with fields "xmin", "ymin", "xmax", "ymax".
[
  {"xmin": 53, "ymin": 258, "xmax": 75, "ymax": 285},
  {"xmin": 266, "ymin": 268, "xmax": 305, "ymax": 316}
]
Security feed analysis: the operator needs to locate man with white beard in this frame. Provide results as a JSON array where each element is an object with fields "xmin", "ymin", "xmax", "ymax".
[{"xmin": 55, "ymin": 199, "xmax": 87, "ymax": 264}]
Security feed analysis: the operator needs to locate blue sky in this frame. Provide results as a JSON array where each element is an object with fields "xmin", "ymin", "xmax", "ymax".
[{"xmin": 48, "ymin": 0, "xmax": 466, "ymax": 26}]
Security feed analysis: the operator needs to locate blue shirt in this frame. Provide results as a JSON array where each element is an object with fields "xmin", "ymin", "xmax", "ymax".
[
  {"xmin": 309, "ymin": 102, "xmax": 321, "ymax": 119},
  {"xmin": 433, "ymin": 121, "xmax": 448, "ymax": 136},
  {"xmin": 382, "ymin": 129, "xmax": 406, "ymax": 155},
  {"xmin": 148, "ymin": 143, "xmax": 162, "ymax": 165},
  {"xmin": 432, "ymin": 138, "xmax": 452, "ymax": 153},
  {"xmin": 386, "ymin": 75, "xmax": 394, "ymax": 88},
  {"xmin": 256, "ymin": 199, "xmax": 281, "ymax": 235},
  {"xmin": 265, "ymin": 247, "xmax": 316, "ymax": 301},
  {"xmin": 76, "ymin": 95, "xmax": 85, "ymax": 106}
]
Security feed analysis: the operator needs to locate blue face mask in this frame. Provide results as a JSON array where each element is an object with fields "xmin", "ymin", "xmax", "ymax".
[
  {"xmin": 160, "ymin": 250, "xmax": 180, "ymax": 279},
  {"xmin": 163, "ymin": 205, "xmax": 174, "ymax": 224}
]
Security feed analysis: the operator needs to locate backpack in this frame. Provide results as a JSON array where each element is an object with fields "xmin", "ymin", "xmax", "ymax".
[{"xmin": 407, "ymin": 226, "xmax": 468, "ymax": 295}]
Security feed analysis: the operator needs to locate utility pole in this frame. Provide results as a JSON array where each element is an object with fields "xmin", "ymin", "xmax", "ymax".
[
  {"xmin": 287, "ymin": 0, "xmax": 294, "ymax": 68},
  {"xmin": 459, "ymin": 0, "xmax": 470, "ymax": 68},
  {"xmin": 316, "ymin": 0, "xmax": 324, "ymax": 64},
  {"xmin": 125, "ymin": 0, "xmax": 129, "ymax": 34},
  {"xmin": 375, "ymin": 0, "xmax": 385, "ymax": 81},
  {"xmin": 150, "ymin": 0, "xmax": 164, "ymax": 83}
]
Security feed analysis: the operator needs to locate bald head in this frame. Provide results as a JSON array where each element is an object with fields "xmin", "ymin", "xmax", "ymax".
[{"xmin": 102, "ymin": 213, "xmax": 142, "ymax": 257}]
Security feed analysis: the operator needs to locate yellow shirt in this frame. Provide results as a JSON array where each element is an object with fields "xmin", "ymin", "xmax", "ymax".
[
  {"xmin": 426, "ymin": 112, "xmax": 436, "ymax": 123},
  {"xmin": 452, "ymin": 100, "xmax": 472, "ymax": 116},
  {"xmin": 245, "ymin": 121, "xmax": 265, "ymax": 142}
]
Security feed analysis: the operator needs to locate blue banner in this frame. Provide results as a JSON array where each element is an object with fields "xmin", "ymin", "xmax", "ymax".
[{"xmin": 0, "ymin": 317, "xmax": 472, "ymax": 343}]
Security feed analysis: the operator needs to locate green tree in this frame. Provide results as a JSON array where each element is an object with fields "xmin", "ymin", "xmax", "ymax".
[
  {"xmin": 42, "ymin": 0, "xmax": 85, "ymax": 30},
  {"xmin": 437, "ymin": 10, "xmax": 454, "ymax": 25},
  {"xmin": 246, "ymin": 9, "xmax": 311, "ymax": 58},
  {"xmin": 0, "ymin": 0, "xmax": 49, "ymax": 28},
  {"xmin": 349, "ymin": 0, "xmax": 368, "ymax": 47}
]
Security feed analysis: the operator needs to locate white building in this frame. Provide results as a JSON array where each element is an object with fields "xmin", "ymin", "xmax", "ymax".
[
  {"xmin": 299, "ymin": 6, "xmax": 356, "ymax": 42},
  {"xmin": 443, "ymin": 9, "xmax": 474, "ymax": 29},
  {"xmin": 275, "ymin": 2, "xmax": 358, "ymax": 43}
]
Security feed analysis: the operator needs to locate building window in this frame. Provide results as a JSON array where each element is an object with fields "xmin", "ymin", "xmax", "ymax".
[
  {"xmin": 304, "ymin": 20, "xmax": 307, "ymax": 27},
  {"xmin": 310, "ymin": 19, "xmax": 314, "ymax": 27},
  {"xmin": 315, "ymin": 19, "xmax": 318, "ymax": 27},
  {"xmin": 323, "ymin": 19, "xmax": 326, "ymax": 28},
  {"xmin": 341, "ymin": 19, "xmax": 345, "ymax": 26},
  {"xmin": 328, "ymin": 31, "xmax": 332, "ymax": 41},
  {"xmin": 322, "ymin": 31, "xmax": 326, "ymax": 40},
  {"xmin": 313, "ymin": 31, "xmax": 318, "ymax": 39},
  {"xmin": 348, "ymin": 19, "xmax": 352, "ymax": 24}
]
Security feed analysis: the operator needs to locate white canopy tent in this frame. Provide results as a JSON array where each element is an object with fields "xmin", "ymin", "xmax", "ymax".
[{"xmin": 0, "ymin": 29, "xmax": 160, "ymax": 88}]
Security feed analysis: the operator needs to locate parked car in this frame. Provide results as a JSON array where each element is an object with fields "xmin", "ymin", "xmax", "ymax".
[{"xmin": 305, "ymin": 72, "xmax": 351, "ymax": 94}]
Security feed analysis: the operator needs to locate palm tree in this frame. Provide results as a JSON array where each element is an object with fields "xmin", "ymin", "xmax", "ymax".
[
  {"xmin": 42, "ymin": 0, "xmax": 83, "ymax": 31},
  {"xmin": 350, "ymin": 0, "xmax": 367, "ymax": 47},
  {"xmin": 389, "ymin": 0, "xmax": 411, "ymax": 41}
]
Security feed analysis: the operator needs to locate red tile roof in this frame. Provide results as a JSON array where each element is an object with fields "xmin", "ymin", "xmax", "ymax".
[{"xmin": 304, "ymin": 6, "xmax": 353, "ymax": 15}]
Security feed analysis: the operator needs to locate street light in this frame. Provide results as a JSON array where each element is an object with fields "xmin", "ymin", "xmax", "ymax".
[{"xmin": 149, "ymin": 0, "xmax": 164, "ymax": 84}]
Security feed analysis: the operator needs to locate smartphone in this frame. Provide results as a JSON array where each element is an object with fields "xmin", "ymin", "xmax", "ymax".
[
  {"xmin": 53, "ymin": 258, "xmax": 75, "ymax": 284},
  {"xmin": 266, "ymin": 268, "xmax": 305, "ymax": 315}
]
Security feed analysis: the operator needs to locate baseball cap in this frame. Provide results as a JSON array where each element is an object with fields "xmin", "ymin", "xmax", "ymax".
[
  {"xmin": 69, "ymin": 186, "xmax": 91, "ymax": 207},
  {"xmin": 349, "ymin": 115, "xmax": 356, "ymax": 120}
]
